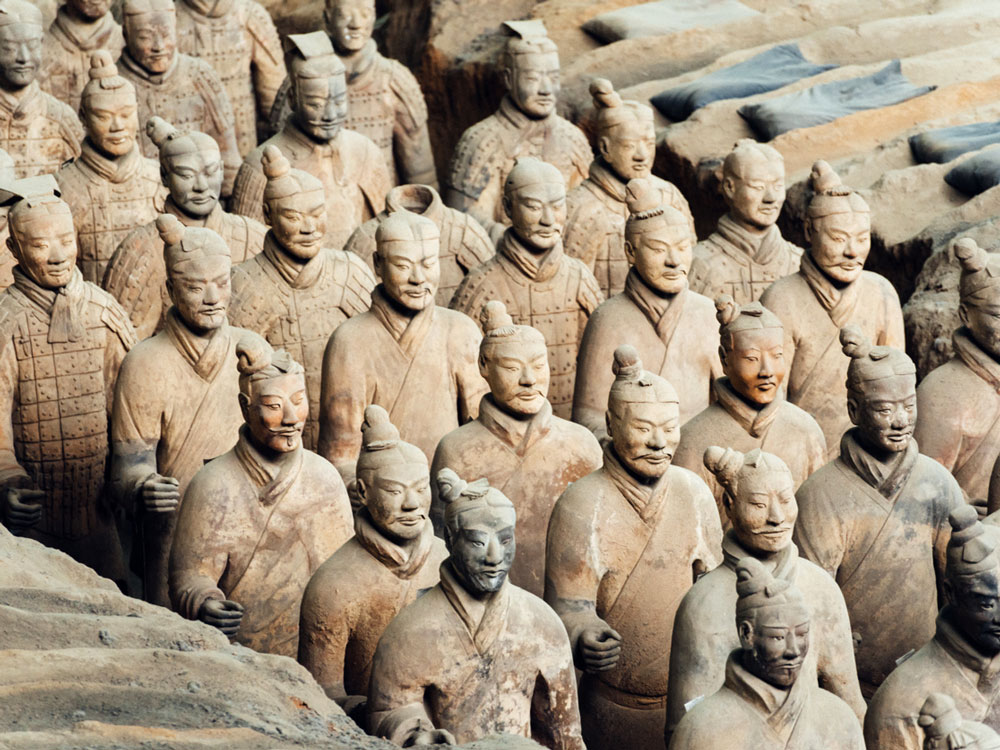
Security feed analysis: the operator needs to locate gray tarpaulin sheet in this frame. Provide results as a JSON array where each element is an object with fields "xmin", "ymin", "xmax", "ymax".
[
  {"xmin": 583, "ymin": 0, "xmax": 759, "ymax": 44},
  {"xmin": 945, "ymin": 147, "xmax": 1000, "ymax": 196},
  {"xmin": 910, "ymin": 121, "xmax": 1000, "ymax": 164}
]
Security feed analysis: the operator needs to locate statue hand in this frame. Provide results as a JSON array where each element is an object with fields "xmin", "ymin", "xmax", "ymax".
[
  {"xmin": 2, "ymin": 487, "xmax": 43, "ymax": 533},
  {"xmin": 404, "ymin": 728, "xmax": 456, "ymax": 747},
  {"xmin": 141, "ymin": 473, "xmax": 180, "ymax": 513},
  {"xmin": 199, "ymin": 598, "xmax": 244, "ymax": 636},
  {"xmin": 578, "ymin": 624, "xmax": 623, "ymax": 673}
]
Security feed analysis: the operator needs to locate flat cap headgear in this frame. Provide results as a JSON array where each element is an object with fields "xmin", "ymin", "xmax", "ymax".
[{"xmin": 288, "ymin": 31, "xmax": 345, "ymax": 78}]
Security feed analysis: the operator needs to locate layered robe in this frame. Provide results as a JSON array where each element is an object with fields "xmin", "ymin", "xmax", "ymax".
[
  {"xmin": 573, "ymin": 270, "xmax": 720, "ymax": 435},
  {"xmin": 563, "ymin": 160, "xmax": 694, "ymax": 298},
  {"xmin": 368, "ymin": 561, "xmax": 585, "ymax": 750},
  {"xmin": 103, "ymin": 197, "xmax": 267, "ymax": 340},
  {"xmin": 545, "ymin": 447, "xmax": 722, "ymax": 750},
  {"xmin": 669, "ymin": 651, "xmax": 865, "ymax": 750},
  {"xmin": 298, "ymin": 510, "xmax": 448, "ymax": 704},
  {"xmin": 760, "ymin": 256, "xmax": 904, "ymax": 457},
  {"xmin": 430, "ymin": 395, "xmax": 602, "ymax": 596},
  {"xmin": 0, "ymin": 80, "xmax": 82, "ymax": 178},
  {"xmin": 40, "ymin": 6, "xmax": 124, "ymax": 114},
  {"xmin": 793, "ymin": 430, "xmax": 964, "ymax": 695},
  {"xmin": 450, "ymin": 231, "xmax": 602, "ymax": 419},
  {"xmin": 318, "ymin": 287, "xmax": 487, "ymax": 479},
  {"xmin": 688, "ymin": 213, "xmax": 803, "ymax": 305}
]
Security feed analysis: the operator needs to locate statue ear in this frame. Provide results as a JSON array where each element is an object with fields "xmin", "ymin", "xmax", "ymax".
[
  {"xmin": 238, "ymin": 391, "xmax": 251, "ymax": 422},
  {"xmin": 262, "ymin": 200, "xmax": 272, "ymax": 226},
  {"xmin": 355, "ymin": 476, "xmax": 369, "ymax": 506},
  {"xmin": 721, "ymin": 175, "xmax": 737, "ymax": 203},
  {"xmin": 623, "ymin": 237, "xmax": 637, "ymax": 267},
  {"xmin": 598, "ymin": 135, "xmax": 612, "ymax": 163},
  {"xmin": 718, "ymin": 345, "xmax": 728, "ymax": 372},
  {"xmin": 803, "ymin": 217, "xmax": 813, "ymax": 246},
  {"xmin": 165, "ymin": 276, "xmax": 175, "ymax": 304},
  {"xmin": 6, "ymin": 232, "xmax": 18, "ymax": 262},
  {"xmin": 500, "ymin": 65, "xmax": 513, "ymax": 94},
  {"xmin": 478, "ymin": 351, "xmax": 490, "ymax": 380},
  {"xmin": 941, "ymin": 578, "xmax": 957, "ymax": 608},
  {"xmin": 605, "ymin": 409, "xmax": 614, "ymax": 441},
  {"xmin": 372, "ymin": 250, "xmax": 383, "ymax": 278},
  {"xmin": 846, "ymin": 392, "xmax": 860, "ymax": 427},
  {"xmin": 502, "ymin": 193, "xmax": 514, "ymax": 221},
  {"xmin": 737, "ymin": 619, "xmax": 754, "ymax": 650}
]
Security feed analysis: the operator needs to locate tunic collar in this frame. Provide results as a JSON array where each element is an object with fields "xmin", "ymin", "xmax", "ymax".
[
  {"xmin": 79, "ymin": 138, "xmax": 144, "ymax": 184},
  {"xmin": 953, "ymin": 327, "xmax": 1000, "ymax": 392},
  {"xmin": 369, "ymin": 284, "xmax": 435, "ymax": 357},
  {"xmin": 164, "ymin": 195, "xmax": 226, "ymax": 233},
  {"xmin": 798, "ymin": 251, "xmax": 860, "ymax": 328},
  {"xmin": 10, "ymin": 264, "xmax": 87, "ymax": 343},
  {"xmin": 438, "ymin": 559, "xmax": 511, "ymax": 655},
  {"xmin": 714, "ymin": 213, "xmax": 787, "ymax": 266},
  {"xmin": 261, "ymin": 231, "xmax": 324, "ymax": 290},
  {"xmin": 839, "ymin": 428, "xmax": 919, "ymax": 501},
  {"xmin": 342, "ymin": 38, "xmax": 378, "ymax": 84},
  {"xmin": 624, "ymin": 267, "xmax": 687, "ymax": 345},
  {"xmin": 164, "ymin": 305, "xmax": 231, "ymax": 381},
  {"xmin": 713, "ymin": 376, "xmax": 783, "ymax": 439},
  {"xmin": 498, "ymin": 227, "xmax": 564, "ymax": 283},
  {"xmin": 283, "ymin": 119, "xmax": 344, "ymax": 161},
  {"xmin": 52, "ymin": 6, "xmax": 118, "ymax": 51},
  {"xmin": 233, "ymin": 425, "xmax": 304, "ymax": 507},
  {"xmin": 723, "ymin": 650, "xmax": 809, "ymax": 741},
  {"xmin": 354, "ymin": 506, "xmax": 435, "ymax": 580},
  {"xmin": 477, "ymin": 393, "xmax": 552, "ymax": 456},
  {"xmin": 602, "ymin": 442, "xmax": 671, "ymax": 522},
  {"xmin": 721, "ymin": 529, "xmax": 798, "ymax": 585},
  {"xmin": 587, "ymin": 158, "xmax": 628, "ymax": 203},
  {"xmin": 0, "ymin": 80, "xmax": 43, "ymax": 120}
]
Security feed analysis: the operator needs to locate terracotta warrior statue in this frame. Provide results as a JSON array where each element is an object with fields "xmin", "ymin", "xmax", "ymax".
[
  {"xmin": 368, "ymin": 468, "xmax": 585, "ymax": 749},
  {"xmin": 446, "ymin": 20, "xmax": 591, "ymax": 243},
  {"xmin": 39, "ymin": 0, "xmax": 123, "ymax": 114},
  {"xmin": 0, "ymin": 0, "xmax": 82, "ymax": 179},
  {"xmin": 916, "ymin": 693, "xmax": 1000, "ymax": 750},
  {"xmin": 865, "ymin": 506, "xmax": 1000, "ymax": 749},
  {"xmin": 430, "ymin": 301, "xmax": 601, "ymax": 596},
  {"xmin": 545, "ymin": 345, "xmax": 723, "ymax": 750},
  {"xmin": 0, "ymin": 176, "xmax": 135, "ymax": 582},
  {"xmin": 669, "ymin": 558, "xmax": 865, "ymax": 750},
  {"xmin": 319, "ymin": 207, "xmax": 486, "ymax": 481},
  {"xmin": 666, "ymin": 447, "xmax": 864, "ymax": 743},
  {"xmin": 573, "ymin": 177, "xmax": 718, "ymax": 435},
  {"xmin": 55, "ymin": 51, "xmax": 165, "ymax": 286},
  {"xmin": 794, "ymin": 327, "xmax": 965, "ymax": 696},
  {"xmin": 672, "ymin": 296, "xmax": 825, "ymax": 524},
  {"xmin": 450, "ymin": 157, "xmax": 602, "ymax": 419},
  {"xmin": 104, "ymin": 117, "xmax": 266, "ymax": 340},
  {"xmin": 117, "ymin": 0, "xmax": 240, "ymax": 196},
  {"xmin": 231, "ymin": 30, "xmax": 390, "ymax": 248},
  {"xmin": 344, "ymin": 183, "xmax": 494, "ymax": 307},
  {"xmin": 761, "ymin": 160, "xmax": 904, "ymax": 456},
  {"xmin": 299, "ymin": 405, "xmax": 448, "ymax": 719},
  {"xmin": 170, "ymin": 347, "xmax": 353, "ymax": 657},
  {"xmin": 688, "ymin": 139, "xmax": 802, "ymax": 305},
  {"xmin": 0, "ymin": 146, "xmax": 21, "ymax": 288},
  {"xmin": 564, "ymin": 78, "xmax": 693, "ymax": 298},
  {"xmin": 110, "ymin": 213, "xmax": 267, "ymax": 606},
  {"xmin": 229, "ymin": 144, "xmax": 376, "ymax": 451}
]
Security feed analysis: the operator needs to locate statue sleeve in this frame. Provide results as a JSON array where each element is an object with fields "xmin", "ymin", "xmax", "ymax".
[
  {"xmin": 816, "ymin": 579, "xmax": 867, "ymax": 723},
  {"xmin": 562, "ymin": 193, "xmax": 602, "ymax": 273},
  {"xmin": 245, "ymin": 2, "xmax": 286, "ymax": 119},
  {"xmin": 368, "ymin": 631, "xmax": 437, "ymax": 746},
  {"xmin": 101, "ymin": 298, "xmax": 138, "ymax": 415},
  {"xmin": 863, "ymin": 694, "xmax": 924, "ymax": 750},
  {"xmin": 298, "ymin": 564, "xmax": 356, "ymax": 702},
  {"xmin": 571, "ymin": 307, "xmax": 614, "ymax": 439},
  {"xmin": 452, "ymin": 314, "xmax": 487, "ymax": 425},
  {"xmin": 230, "ymin": 160, "xmax": 267, "ymax": 222},
  {"xmin": 530, "ymin": 610, "xmax": 586, "ymax": 750},
  {"xmin": 445, "ymin": 124, "xmax": 503, "ymax": 235},
  {"xmin": 168, "ymin": 468, "xmax": 228, "ymax": 617},
  {"xmin": 0, "ymin": 330, "xmax": 28, "ymax": 488},
  {"xmin": 879, "ymin": 277, "xmax": 905, "ymax": 350},
  {"xmin": 342, "ymin": 253, "xmax": 376, "ymax": 318},
  {"xmin": 388, "ymin": 62, "xmax": 437, "ymax": 189},
  {"xmin": 453, "ymin": 214, "xmax": 495, "ymax": 273},
  {"xmin": 665, "ymin": 591, "xmax": 718, "ymax": 741},
  {"xmin": 575, "ymin": 265, "xmax": 604, "ymax": 342},
  {"xmin": 913, "ymin": 379, "xmax": 960, "ymax": 474},
  {"xmin": 103, "ymin": 228, "xmax": 163, "ymax": 341},
  {"xmin": 109, "ymin": 348, "xmax": 163, "ymax": 512},
  {"xmin": 317, "ymin": 325, "xmax": 367, "ymax": 481},
  {"xmin": 691, "ymin": 477, "xmax": 723, "ymax": 571},
  {"xmin": 792, "ymin": 482, "xmax": 846, "ymax": 579}
]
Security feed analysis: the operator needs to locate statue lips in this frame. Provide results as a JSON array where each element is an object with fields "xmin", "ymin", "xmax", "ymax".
[{"xmin": 394, "ymin": 514, "xmax": 424, "ymax": 528}]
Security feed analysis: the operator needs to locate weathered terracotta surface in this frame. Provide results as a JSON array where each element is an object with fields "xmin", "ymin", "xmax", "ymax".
[
  {"xmin": 344, "ymin": 183, "xmax": 494, "ymax": 307},
  {"xmin": 430, "ymin": 300, "xmax": 601, "ymax": 596},
  {"xmin": 103, "ymin": 117, "xmax": 267, "ymax": 340},
  {"xmin": 573, "ymin": 176, "xmax": 718, "ymax": 435},
  {"xmin": 760, "ymin": 160, "xmax": 904, "ymax": 457},
  {"xmin": 669, "ymin": 557, "xmax": 865, "ymax": 750},
  {"xmin": 916, "ymin": 693, "xmax": 1000, "ymax": 750},
  {"xmin": 546, "ymin": 345, "xmax": 722, "ymax": 750},
  {"xmin": 451, "ymin": 158, "xmax": 601, "ymax": 420},
  {"xmin": 866, "ymin": 506, "xmax": 1000, "ymax": 749},
  {"xmin": 794, "ymin": 327, "xmax": 965, "ymax": 696},
  {"xmin": 368, "ymin": 468, "xmax": 584, "ymax": 749},
  {"xmin": 0, "ymin": 146, "xmax": 20, "ymax": 288},
  {"xmin": 55, "ymin": 51, "xmax": 165, "ymax": 286}
]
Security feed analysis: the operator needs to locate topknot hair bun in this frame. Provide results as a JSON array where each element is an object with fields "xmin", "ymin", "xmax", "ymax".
[
  {"xmin": 235, "ymin": 335, "xmax": 272, "ymax": 377},
  {"xmin": 810, "ymin": 159, "xmax": 843, "ymax": 194},
  {"xmin": 625, "ymin": 178, "xmax": 658, "ymax": 216},
  {"xmin": 155, "ymin": 213, "xmax": 184, "ymax": 247},
  {"xmin": 436, "ymin": 467, "xmax": 465, "ymax": 506},
  {"xmin": 89, "ymin": 50, "xmax": 116, "ymax": 80},
  {"xmin": 481, "ymin": 300, "xmax": 514, "ymax": 335},
  {"xmin": 840, "ymin": 325, "xmax": 872, "ymax": 360},
  {"xmin": 953, "ymin": 237, "xmax": 988, "ymax": 273},
  {"xmin": 714, "ymin": 294, "xmax": 739, "ymax": 327},
  {"xmin": 590, "ymin": 77, "xmax": 622, "ymax": 110},
  {"xmin": 612, "ymin": 344, "xmax": 642, "ymax": 380},
  {"xmin": 703, "ymin": 446, "xmax": 744, "ymax": 489},
  {"xmin": 361, "ymin": 404, "xmax": 400, "ymax": 448},
  {"xmin": 261, "ymin": 144, "xmax": 291, "ymax": 181},
  {"xmin": 735, "ymin": 556, "xmax": 770, "ymax": 598},
  {"xmin": 146, "ymin": 116, "xmax": 176, "ymax": 148}
]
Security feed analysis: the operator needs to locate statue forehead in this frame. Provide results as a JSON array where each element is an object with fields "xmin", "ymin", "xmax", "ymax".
[
  {"xmin": 328, "ymin": 0, "xmax": 374, "ymax": 13},
  {"xmin": 728, "ymin": 324, "xmax": 784, "ymax": 349},
  {"xmin": 0, "ymin": 20, "xmax": 40, "ymax": 40},
  {"xmin": 125, "ymin": 10, "xmax": 174, "ymax": 27},
  {"xmin": 746, "ymin": 606, "xmax": 810, "ymax": 630},
  {"xmin": 855, "ymin": 372, "xmax": 916, "ymax": 400},
  {"xmin": 634, "ymin": 220, "xmax": 692, "ymax": 245},
  {"xmin": 453, "ymin": 503, "xmax": 516, "ymax": 531},
  {"xmin": 616, "ymin": 398, "xmax": 679, "ymax": 420},
  {"xmin": 485, "ymin": 335, "xmax": 547, "ymax": 360},
  {"xmin": 270, "ymin": 187, "xmax": 326, "ymax": 210},
  {"xmin": 165, "ymin": 144, "xmax": 221, "ymax": 168},
  {"xmin": 607, "ymin": 114, "xmax": 655, "ymax": 140},
  {"xmin": 734, "ymin": 467, "xmax": 795, "ymax": 497},
  {"xmin": 510, "ymin": 49, "xmax": 560, "ymax": 72},
  {"xmin": 294, "ymin": 69, "xmax": 346, "ymax": 92},
  {"xmin": 812, "ymin": 208, "xmax": 871, "ymax": 230},
  {"xmin": 380, "ymin": 237, "xmax": 438, "ymax": 260},
  {"xmin": 251, "ymin": 371, "xmax": 306, "ymax": 398},
  {"xmin": 85, "ymin": 89, "xmax": 136, "ymax": 112},
  {"xmin": 169, "ymin": 252, "xmax": 230, "ymax": 280},
  {"xmin": 373, "ymin": 461, "xmax": 430, "ymax": 485},
  {"xmin": 14, "ymin": 210, "xmax": 74, "ymax": 237}
]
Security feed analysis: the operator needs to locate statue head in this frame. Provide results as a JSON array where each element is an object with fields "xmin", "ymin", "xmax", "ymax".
[
  {"xmin": 721, "ymin": 139, "xmax": 786, "ymax": 232},
  {"xmin": 735, "ymin": 556, "xmax": 810, "ymax": 689},
  {"xmin": 287, "ymin": 31, "xmax": 347, "ymax": 144},
  {"xmin": 0, "ymin": 0, "xmax": 42, "ymax": 92},
  {"xmin": 716, "ymin": 295, "xmax": 786, "ymax": 405},
  {"xmin": 804, "ymin": 160, "xmax": 871, "ymax": 285},
  {"xmin": 705, "ymin": 447, "xmax": 796, "ymax": 553},
  {"xmin": 502, "ymin": 157, "xmax": 566, "ymax": 252},
  {"xmin": 148, "ymin": 117, "xmax": 223, "ymax": 219},
  {"xmin": 606, "ymin": 344, "xmax": 680, "ymax": 481},
  {"xmin": 323, "ymin": 0, "xmax": 374, "ymax": 55},
  {"xmin": 261, "ymin": 144, "xmax": 327, "ymax": 261},
  {"xmin": 373, "ymin": 205, "xmax": 440, "ymax": 313},
  {"xmin": 499, "ymin": 20, "xmax": 559, "ymax": 121},
  {"xmin": 943, "ymin": 505, "xmax": 1000, "ymax": 657},
  {"xmin": 841, "ymin": 326, "xmax": 916, "ymax": 456},
  {"xmin": 355, "ymin": 404, "xmax": 431, "ymax": 542},
  {"xmin": 919, "ymin": 692, "xmax": 1000, "ymax": 750},
  {"xmin": 3, "ymin": 176, "xmax": 76, "ymax": 289},
  {"xmin": 123, "ymin": 0, "xmax": 176, "ymax": 76},
  {"xmin": 65, "ymin": 0, "xmax": 112, "ymax": 22},
  {"xmin": 238, "ymin": 347, "xmax": 307, "ymax": 455},
  {"xmin": 624, "ymin": 177, "xmax": 692, "ymax": 295},
  {"xmin": 955, "ymin": 238, "xmax": 1000, "ymax": 361},
  {"xmin": 437, "ymin": 467, "xmax": 516, "ymax": 596},
  {"xmin": 157, "ymin": 213, "xmax": 231, "ymax": 333},
  {"xmin": 80, "ymin": 51, "xmax": 138, "ymax": 160},
  {"xmin": 478, "ymin": 300, "xmax": 549, "ymax": 417},
  {"xmin": 591, "ymin": 78, "xmax": 655, "ymax": 182}
]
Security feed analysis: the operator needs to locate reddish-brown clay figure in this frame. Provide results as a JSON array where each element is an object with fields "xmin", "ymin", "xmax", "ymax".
[
  {"xmin": 545, "ymin": 345, "xmax": 722, "ymax": 750},
  {"xmin": 450, "ymin": 157, "xmax": 602, "ymax": 419},
  {"xmin": 56, "ymin": 51, "xmax": 165, "ymax": 286},
  {"xmin": 344, "ymin": 183, "xmax": 494, "ymax": 307},
  {"xmin": 0, "ymin": 0, "xmax": 83, "ymax": 179},
  {"xmin": 430, "ymin": 301, "xmax": 601, "ymax": 596},
  {"xmin": 866, "ymin": 506, "xmax": 1000, "ymax": 749},
  {"xmin": 231, "ymin": 31, "xmax": 390, "ymax": 248},
  {"xmin": 104, "ymin": 117, "xmax": 266, "ymax": 340},
  {"xmin": 688, "ymin": 139, "xmax": 802, "ymax": 305},
  {"xmin": 666, "ymin": 447, "xmax": 863, "ymax": 744},
  {"xmin": 229, "ymin": 144, "xmax": 376, "ymax": 451},
  {"xmin": 299, "ymin": 405, "xmax": 447, "ymax": 719},
  {"xmin": 0, "ymin": 176, "xmax": 136, "ymax": 582},
  {"xmin": 110, "ymin": 213, "xmax": 268, "ymax": 606},
  {"xmin": 794, "ymin": 327, "xmax": 964, "ymax": 696},
  {"xmin": 170, "ymin": 347, "xmax": 353, "ymax": 657},
  {"xmin": 916, "ymin": 238, "xmax": 1000, "ymax": 509},
  {"xmin": 915, "ymin": 693, "xmax": 1000, "ymax": 750},
  {"xmin": 368, "ymin": 468, "xmax": 585, "ymax": 749},
  {"xmin": 39, "ymin": 0, "xmax": 123, "ymax": 115},
  {"xmin": 668, "ymin": 558, "xmax": 865, "ymax": 750},
  {"xmin": 672, "ymin": 296, "xmax": 825, "ymax": 524},
  {"xmin": 446, "ymin": 20, "xmax": 591, "ymax": 243},
  {"xmin": 564, "ymin": 78, "xmax": 693, "ymax": 298},
  {"xmin": 761, "ymin": 160, "xmax": 903, "ymax": 457},
  {"xmin": 117, "ymin": 0, "xmax": 240, "ymax": 196},
  {"xmin": 0, "ymin": 146, "xmax": 21, "ymax": 288},
  {"xmin": 574, "ymin": 177, "xmax": 718, "ymax": 435}
]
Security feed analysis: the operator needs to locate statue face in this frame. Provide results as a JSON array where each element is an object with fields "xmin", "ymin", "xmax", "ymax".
[
  {"xmin": 808, "ymin": 211, "xmax": 871, "ymax": 285},
  {"xmin": 722, "ymin": 327, "xmax": 786, "ymax": 406},
  {"xmin": 365, "ymin": 462, "xmax": 432, "ymax": 542},
  {"xmin": 626, "ymin": 223, "xmax": 693, "ymax": 295},
  {"xmin": 9, "ymin": 213, "xmax": 77, "ymax": 289},
  {"xmin": 292, "ymin": 72, "xmax": 347, "ymax": 143},
  {"xmin": 167, "ymin": 254, "xmax": 231, "ymax": 332},
  {"xmin": 739, "ymin": 608, "xmax": 810, "ymax": 689},
  {"xmin": 607, "ymin": 400, "xmax": 680, "ymax": 481},
  {"xmin": 265, "ymin": 188, "xmax": 327, "ymax": 261},
  {"xmin": 848, "ymin": 374, "xmax": 917, "ymax": 455},
  {"xmin": 480, "ymin": 338, "xmax": 550, "ymax": 417},
  {"xmin": 67, "ymin": 0, "xmax": 112, "ymax": 20},
  {"xmin": 723, "ymin": 157, "xmax": 785, "ymax": 231},
  {"xmin": 729, "ymin": 468, "xmax": 797, "ymax": 554},
  {"xmin": 164, "ymin": 148, "xmax": 223, "ymax": 218},
  {"xmin": 447, "ymin": 504, "xmax": 516, "ymax": 595},
  {"xmin": 504, "ymin": 180, "xmax": 566, "ymax": 252},
  {"xmin": 599, "ymin": 117, "xmax": 655, "ymax": 181},
  {"xmin": 125, "ymin": 11, "xmax": 176, "ymax": 74},
  {"xmin": 949, "ymin": 568, "xmax": 1000, "ymax": 657},
  {"xmin": 961, "ymin": 301, "xmax": 1000, "ymax": 361},
  {"xmin": 324, "ymin": 0, "xmax": 374, "ymax": 54},
  {"xmin": 0, "ymin": 22, "xmax": 42, "ymax": 90},
  {"xmin": 505, "ymin": 51, "xmax": 560, "ymax": 120},
  {"xmin": 375, "ymin": 238, "xmax": 440, "ymax": 312},
  {"xmin": 243, "ymin": 372, "xmax": 308, "ymax": 454},
  {"xmin": 84, "ymin": 94, "xmax": 139, "ymax": 159}
]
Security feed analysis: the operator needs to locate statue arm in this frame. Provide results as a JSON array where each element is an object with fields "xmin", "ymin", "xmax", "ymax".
[
  {"xmin": 389, "ymin": 64, "xmax": 438, "ymax": 189},
  {"xmin": 168, "ymin": 471, "xmax": 228, "ymax": 617},
  {"xmin": 298, "ymin": 568, "xmax": 355, "ymax": 704},
  {"xmin": 879, "ymin": 279, "xmax": 906, "ymax": 350},
  {"xmin": 571, "ymin": 311, "xmax": 613, "ymax": 440},
  {"xmin": 230, "ymin": 160, "xmax": 267, "ymax": 222},
  {"xmin": 530, "ymin": 617, "xmax": 586, "ymax": 750},
  {"xmin": 245, "ymin": 3, "xmax": 286, "ymax": 119},
  {"xmin": 0, "ymin": 341, "xmax": 27, "ymax": 487},
  {"xmin": 368, "ymin": 633, "xmax": 439, "ymax": 746},
  {"xmin": 792, "ymin": 486, "xmax": 845, "ymax": 579},
  {"xmin": 318, "ymin": 329, "xmax": 366, "ymax": 482},
  {"xmin": 816, "ymin": 583, "xmax": 867, "ymax": 724},
  {"xmin": 453, "ymin": 317, "xmax": 486, "ymax": 425},
  {"xmin": 913, "ymin": 378, "xmax": 962, "ymax": 474},
  {"xmin": 109, "ymin": 353, "xmax": 163, "ymax": 515}
]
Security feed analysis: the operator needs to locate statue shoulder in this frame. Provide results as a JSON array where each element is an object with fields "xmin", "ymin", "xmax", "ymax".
[
  {"xmin": 92, "ymin": 286, "xmax": 139, "ymax": 350},
  {"xmin": 385, "ymin": 57, "xmax": 428, "ymax": 126},
  {"xmin": 449, "ymin": 209, "xmax": 494, "ymax": 271},
  {"xmin": 43, "ymin": 90, "xmax": 84, "ymax": 143},
  {"xmin": 570, "ymin": 257, "xmax": 604, "ymax": 312},
  {"xmin": 448, "ymin": 115, "xmax": 504, "ymax": 191}
]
